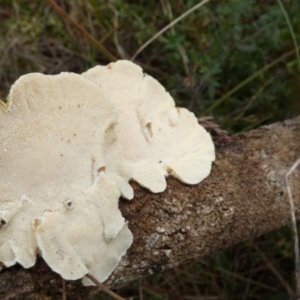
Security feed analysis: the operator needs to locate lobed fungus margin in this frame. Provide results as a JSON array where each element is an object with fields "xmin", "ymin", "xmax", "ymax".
[{"xmin": 0, "ymin": 60, "xmax": 215, "ymax": 286}]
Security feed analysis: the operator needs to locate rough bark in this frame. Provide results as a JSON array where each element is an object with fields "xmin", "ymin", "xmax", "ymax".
[{"xmin": 0, "ymin": 116, "xmax": 299, "ymax": 300}]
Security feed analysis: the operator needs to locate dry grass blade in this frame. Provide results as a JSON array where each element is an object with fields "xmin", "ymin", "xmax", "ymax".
[
  {"xmin": 253, "ymin": 243, "xmax": 295, "ymax": 298},
  {"xmin": 110, "ymin": 4, "xmax": 128, "ymax": 59},
  {"xmin": 130, "ymin": 0, "xmax": 210, "ymax": 61},
  {"xmin": 85, "ymin": 274, "xmax": 126, "ymax": 300},
  {"xmin": 285, "ymin": 158, "xmax": 300, "ymax": 299},
  {"xmin": 45, "ymin": 0, "xmax": 117, "ymax": 62}
]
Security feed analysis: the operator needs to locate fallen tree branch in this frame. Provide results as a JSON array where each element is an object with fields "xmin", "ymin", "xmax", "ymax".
[{"xmin": 0, "ymin": 116, "xmax": 299, "ymax": 299}]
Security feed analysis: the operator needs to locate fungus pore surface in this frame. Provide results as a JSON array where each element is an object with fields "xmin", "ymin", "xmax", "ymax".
[
  {"xmin": 0, "ymin": 72, "xmax": 133, "ymax": 285},
  {"xmin": 82, "ymin": 60, "xmax": 215, "ymax": 193}
]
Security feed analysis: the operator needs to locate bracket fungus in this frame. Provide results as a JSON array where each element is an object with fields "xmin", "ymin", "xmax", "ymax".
[
  {"xmin": 0, "ymin": 72, "xmax": 133, "ymax": 285},
  {"xmin": 0, "ymin": 60, "xmax": 215, "ymax": 288},
  {"xmin": 82, "ymin": 60, "xmax": 215, "ymax": 193}
]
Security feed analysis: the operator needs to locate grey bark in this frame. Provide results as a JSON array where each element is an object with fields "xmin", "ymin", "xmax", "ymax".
[{"xmin": 0, "ymin": 116, "xmax": 299, "ymax": 300}]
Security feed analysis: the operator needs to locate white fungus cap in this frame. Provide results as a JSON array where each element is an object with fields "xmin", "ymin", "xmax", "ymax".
[
  {"xmin": 0, "ymin": 72, "xmax": 133, "ymax": 284},
  {"xmin": 82, "ymin": 60, "xmax": 215, "ymax": 193}
]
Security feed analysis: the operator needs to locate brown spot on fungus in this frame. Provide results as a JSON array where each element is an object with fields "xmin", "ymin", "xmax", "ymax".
[
  {"xmin": 0, "ymin": 219, "xmax": 6, "ymax": 229},
  {"xmin": 98, "ymin": 166, "xmax": 106, "ymax": 173},
  {"xmin": 145, "ymin": 122, "xmax": 153, "ymax": 138}
]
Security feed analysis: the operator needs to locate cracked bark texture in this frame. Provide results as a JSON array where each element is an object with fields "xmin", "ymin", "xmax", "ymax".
[{"xmin": 0, "ymin": 116, "xmax": 299, "ymax": 300}]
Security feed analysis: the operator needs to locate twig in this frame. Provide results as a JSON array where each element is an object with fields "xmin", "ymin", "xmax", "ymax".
[
  {"xmin": 0, "ymin": 9, "xmax": 16, "ymax": 17},
  {"xmin": 62, "ymin": 279, "xmax": 67, "ymax": 300},
  {"xmin": 85, "ymin": 273, "xmax": 126, "ymax": 300},
  {"xmin": 45, "ymin": 0, "xmax": 117, "ymax": 62},
  {"xmin": 130, "ymin": 0, "xmax": 210, "ymax": 61},
  {"xmin": 285, "ymin": 158, "xmax": 300, "ymax": 299}
]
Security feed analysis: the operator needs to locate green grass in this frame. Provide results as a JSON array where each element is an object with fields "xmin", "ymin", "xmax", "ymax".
[{"xmin": 0, "ymin": 0, "xmax": 299, "ymax": 299}]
